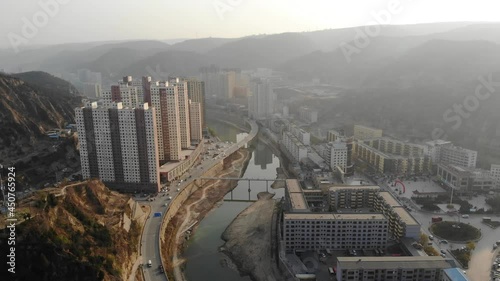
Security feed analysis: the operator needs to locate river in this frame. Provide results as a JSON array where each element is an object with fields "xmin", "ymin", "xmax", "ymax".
[{"xmin": 182, "ymin": 119, "xmax": 284, "ymax": 281}]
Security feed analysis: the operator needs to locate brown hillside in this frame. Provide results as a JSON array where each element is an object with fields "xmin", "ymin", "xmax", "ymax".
[{"xmin": 0, "ymin": 180, "xmax": 146, "ymax": 281}]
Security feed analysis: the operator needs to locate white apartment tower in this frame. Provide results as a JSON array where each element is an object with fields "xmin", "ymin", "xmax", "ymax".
[
  {"xmin": 330, "ymin": 141, "xmax": 348, "ymax": 172},
  {"xmin": 75, "ymin": 102, "xmax": 160, "ymax": 193},
  {"xmin": 424, "ymin": 139, "xmax": 452, "ymax": 163},
  {"xmin": 491, "ymin": 164, "xmax": 500, "ymax": 189},
  {"xmin": 440, "ymin": 145, "xmax": 478, "ymax": 168},
  {"xmin": 248, "ymin": 79, "xmax": 275, "ymax": 120}
]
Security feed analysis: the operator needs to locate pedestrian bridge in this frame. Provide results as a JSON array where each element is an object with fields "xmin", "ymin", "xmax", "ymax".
[{"xmin": 198, "ymin": 177, "xmax": 286, "ymax": 202}]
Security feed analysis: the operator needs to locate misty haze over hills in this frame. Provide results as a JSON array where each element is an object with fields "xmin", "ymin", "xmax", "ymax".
[
  {"xmin": 1, "ymin": 22, "xmax": 500, "ymax": 166},
  {"xmin": 2, "ymin": 22, "xmax": 499, "ymax": 80}
]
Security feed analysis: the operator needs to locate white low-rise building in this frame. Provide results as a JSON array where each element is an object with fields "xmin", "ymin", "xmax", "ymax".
[
  {"xmin": 440, "ymin": 145, "xmax": 478, "ymax": 168},
  {"xmin": 283, "ymin": 213, "xmax": 389, "ymax": 252},
  {"xmin": 281, "ymin": 131, "xmax": 308, "ymax": 162},
  {"xmin": 336, "ymin": 256, "xmax": 452, "ymax": 281},
  {"xmin": 490, "ymin": 164, "xmax": 500, "ymax": 189}
]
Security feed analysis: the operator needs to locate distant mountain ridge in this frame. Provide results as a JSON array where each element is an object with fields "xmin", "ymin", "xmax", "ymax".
[{"xmin": 2, "ymin": 22, "xmax": 499, "ymax": 82}]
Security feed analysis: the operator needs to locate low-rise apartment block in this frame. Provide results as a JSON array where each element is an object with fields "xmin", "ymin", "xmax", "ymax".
[
  {"xmin": 491, "ymin": 164, "xmax": 500, "ymax": 189},
  {"xmin": 440, "ymin": 145, "xmax": 478, "ymax": 168},
  {"xmin": 424, "ymin": 140, "xmax": 452, "ymax": 163},
  {"xmin": 283, "ymin": 213, "xmax": 389, "ymax": 252},
  {"xmin": 298, "ymin": 106, "xmax": 318, "ymax": 124},
  {"xmin": 327, "ymin": 129, "xmax": 342, "ymax": 142},
  {"xmin": 354, "ymin": 142, "xmax": 431, "ymax": 175},
  {"xmin": 374, "ymin": 192, "xmax": 420, "ymax": 240},
  {"xmin": 364, "ymin": 137, "xmax": 426, "ymax": 157},
  {"xmin": 353, "ymin": 125, "xmax": 383, "ymax": 140},
  {"xmin": 336, "ymin": 256, "xmax": 452, "ymax": 281},
  {"xmin": 327, "ymin": 186, "xmax": 379, "ymax": 210},
  {"xmin": 288, "ymin": 124, "xmax": 310, "ymax": 145},
  {"xmin": 282, "ymin": 180, "xmax": 420, "ymax": 253},
  {"xmin": 281, "ymin": 131, "xmax": 308, "ymax": 162}
]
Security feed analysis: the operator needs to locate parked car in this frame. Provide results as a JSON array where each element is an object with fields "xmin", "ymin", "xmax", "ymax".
[{"xmin": 440, "ymin": 240, "xmax": 448, "ymax": 244}]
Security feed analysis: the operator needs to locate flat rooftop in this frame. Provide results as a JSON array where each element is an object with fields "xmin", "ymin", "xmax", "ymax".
[
  {"xmin": 354, "ymin": 125, "xmax": 381, "ymax": 131},
  {"xmin": 337, "ymin": 256, "xmax": 451, "ymax": 270},
  {"xmin": 378, "ymin": 191, "xmax": 401, "ymax": 207},
  {"xmin": 426, "ymin": 139, "xmax": 452, "ymax": 146},
  {"xmin": 328, "ymin": 185, "xmax": 380, "ymax": 192},
  {"xmin": 286, "ymin": 179, "xmax": 302, "ymax": 193},
  {"xmin": 290, "ymin": 193, "xmax": 308, "ymax": 210},
  {"xmin": 284, "ymin": 213, "xmax": 386, "ymax": 221},
  {"xmin": 393, "ymin": 206, "xmax": 419, "ymax": 226},
  {"xmin": 302, "ymin": 189, "xmax": 323, "ymax": 194},
  {"xmin": 159, "ymin": 149, "xmax": 195, "ymax": 173},
  {"xmin": 443, "ymin": 268, "xmax": 468, "ymax": 281}
]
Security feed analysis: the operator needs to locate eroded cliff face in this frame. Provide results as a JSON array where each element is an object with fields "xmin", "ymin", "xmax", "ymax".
[
  {"xmin": 0, "ymin": 72, "xmax": 81, "ymax": 160},
  {"xmin": 0, "ymin": 72, "xmax": 83, "ymax": 187},
  {"xmin": 0, "ymin": 179, "xmax": 146, "ymax": 281}
]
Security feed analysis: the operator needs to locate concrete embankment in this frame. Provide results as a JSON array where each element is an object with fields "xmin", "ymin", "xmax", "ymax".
[
  {"xmin": 220, "ymin": 192, "xmax": 284, "ymax": 281},
  {"xmin": 160, "ymin": 148, "xmax": 251, "ymax": 280}
]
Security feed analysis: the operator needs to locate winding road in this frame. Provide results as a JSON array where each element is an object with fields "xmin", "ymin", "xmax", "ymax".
[{"xmin": 140, "ymin": 118, "xmax": 258, "ymax": 281}]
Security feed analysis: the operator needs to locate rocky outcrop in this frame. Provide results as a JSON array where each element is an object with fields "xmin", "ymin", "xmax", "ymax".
[
  {"xmin": 0, "ymin": 71, "xmax": 81, "ymax": 162},
  {"xmin": 0, "ymin": 180, "xmax": 144, "ymax": 281}
]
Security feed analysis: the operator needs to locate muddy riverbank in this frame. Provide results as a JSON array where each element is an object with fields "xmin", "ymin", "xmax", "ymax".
[
  {"xmin": 161, "ymin": 148, "xmax": 251, "ymax": 280},
  {"xmin": 220, "ymin": 192, "xmax": 284, "ymax": 281}
]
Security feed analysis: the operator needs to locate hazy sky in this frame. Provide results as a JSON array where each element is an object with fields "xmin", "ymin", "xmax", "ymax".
[{"xmin": 1, "ymin": 0, "xmax": 499, "ymax": 47}]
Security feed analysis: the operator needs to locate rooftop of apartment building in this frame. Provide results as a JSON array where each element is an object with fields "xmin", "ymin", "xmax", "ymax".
[
  {"xmin": 354, "ymin": 124, "xmax": 382, "ymax": 131},
  {"xmin": 284, "ymin": 131, "xmax": 307, "ymax": 148},
  {"xmin": 331, "ymin": 141, "xmax": 348, "ymax": 149},
  {"xmin": 327, "ymin": 185, "xmax": 380, "ymax": 193},
  {"xmin": 425, "ymin": 139, "xmax": 453, "ymax": 146},
  {"xmin": 443, "ymin": 268, "xmax": 469, "ymax": 281},
  {"xmin": 356, "ymin": 142, "xmax": 427, "ymax": 159},
  {"xmin": 442, "ymin": 145, "xmax": 477, "ymax": 153},
  {"xmin": 378, "ymin": 191, "xmax": 402, "ymax": 207},
  {"xmin": 286, "ymin": 179, "xmax": 302, "ymax": 193},
  {"xmin": 284, "ymin": 213, "xmax": 386, "ymax": 221},
  {"xmin": 80, "ymin": 101, "xmax": 150, "ymax": 110},
  {"xmin": 337, "ymin": 256, "xmax": 451, "ymax": 270},
  {"xmin": 393, "ymin": 206, "xmax": 419, "ymax": 226},
  {"xmin": 290, "ymin": 193, "xmax": 308, "ymax": 210},
  {"xmin": 439, "ymin": 163, "xmax": 491, "ymax": 177},
  {"xmin": 159, "ymin": 148, "xmax": 197, "ymax": 173}
]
